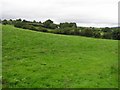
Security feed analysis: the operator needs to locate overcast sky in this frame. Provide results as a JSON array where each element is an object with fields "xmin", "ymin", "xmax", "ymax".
[{"xmin": 1, "ymin": 0, "xmax": 119, "ymax": 27}]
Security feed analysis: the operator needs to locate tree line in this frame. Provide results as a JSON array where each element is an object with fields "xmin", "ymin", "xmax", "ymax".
[{"xmin": 1, "ymin": 19, "xmax": 120, "ymax": 40}]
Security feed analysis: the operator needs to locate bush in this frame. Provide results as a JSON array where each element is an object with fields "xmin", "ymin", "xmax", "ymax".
[
  {"xmin": 73, "ymin": 28, "xmax": 80, "ymax": 35},
  {"xmin": 59, "ymin": 22, "xmax": 77, "ymax": 28},
  {"xmin": 2, "ymin": 19, "xmax": 8, "ymax": 25},
  {"xmin": 43, "ymin": 19, "xmax": 57, "ymax": 29},
  {"xmin": 61, "ymin": 27, "xmax": 73, "ymax": 35},
  {"xmin": 22, "ymin": 24, "xmax": 37, "ymax": 30},
  {"xmin": 80, "ymin": 28, "xmax": 94, "ymax": 37},
  {"xmin": 102, "ymin": 27, "xmax": 112, "ymax": 32},
  {"xmin": 40, "ymin": 28, "xmax": 48, "ymax": 32},
  {"xmin": 38, "ymin": 27, "xmax": 48, "ymax": 32},
  {"xmin": 14, "ymin": 22, "xmax": 23, "ymax": 28},
  {"xmin": 112, "ymin": 29, "xmax": 120, "ymax": 40},
  {"xmin": 47, "ymin": 30, "xmax": 55, "ymax": 33},
  {"xmin": 53, "ymin": 29, "xmax": 62, "ymax": 34},
  {"xmin": 93, "ymin": 32, "xmax": 101, "ymax": 38},
  {"xmin": 102, "ymin": 32, "xmax": 112, "ymax": 39}
]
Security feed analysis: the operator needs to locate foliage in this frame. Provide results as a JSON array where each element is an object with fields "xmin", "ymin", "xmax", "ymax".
[
  {"xmin": 1, "ymin": 19, "xmax": 119, "ymax": 40},
  {"xmin": 59, "ymin": 22, "xmax": 77, "ymax": 28},
  {"xmin": 80, "ymin": 28, "xmax": 94, "ymax": 37},
  {"xmin": 14, "ymin": 21, "xmax": 23, "ymax": 28},
  {"xmin": 112, "ymin": 28, "xmax": 120, "ymax": 40},
  {"xmin": 102, "ymin": 32, "xmax": 112, "ymax": 39},
  {"xmin": 43, "ymin": 19, "xmax": 57, "ymax": 29},
  {"xmin": 2, "ymin": 19, "xmax": 8, "ymax": 25}
]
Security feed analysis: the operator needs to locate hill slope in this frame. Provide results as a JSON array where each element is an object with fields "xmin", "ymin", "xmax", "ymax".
[{"xmin": 2, "ymin": 25, "xmax": 118, "ymax": 88}]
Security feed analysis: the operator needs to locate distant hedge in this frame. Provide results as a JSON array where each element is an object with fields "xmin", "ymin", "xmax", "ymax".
[{"xmin": 2, "ymin": 19, "xmax": 120, "ymax": 40}]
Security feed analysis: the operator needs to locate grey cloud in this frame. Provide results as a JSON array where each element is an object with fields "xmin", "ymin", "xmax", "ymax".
[{"xmin": 1, "ymin": 0, "xmax": 118, "ymax": 27}]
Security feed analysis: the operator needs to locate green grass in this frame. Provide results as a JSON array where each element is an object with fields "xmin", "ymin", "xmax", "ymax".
[
  {"xmin": 2, "ymin": 25, "xmax": 118, "ymax": 88},
  {"xmin": 0, "ymin": 24, "xmax": 2, "ymax": 89}
]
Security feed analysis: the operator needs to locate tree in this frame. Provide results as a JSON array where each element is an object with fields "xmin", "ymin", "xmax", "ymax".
[
  {"xmin": 59, "ymin": 22, "xmax": 77, "ymax": 28},
  {"xmin": 102, "ymin": 32, "xmax": 112, "ymax": 39},
  {"xmin": 0, "ymin": 19, "xmax": 1, "ymax": 23},
  {"xmin": 73, "ymin": 28, "xmax": 80, "ymax": 35},
  {"xmin": 16, "ymin": 19, "xmax": 22, "ymax": 22},
  {"xmin": 70, "ymin": 23, "xmax": 77, "ymax": 28},
  {"xmin": 23, "ymin": 19, "xmax": 28, "ymax": 23},
  {"xmin": 39, "ymin": 21, "xmax": 42, "ymax": 23},
  {"xmin": 102, "ymin": 27, "xmax": 112, "ymax": 33},
  {"xmin": 43, "ymin": 19, "xmax": 57, "ymax": 29},
  {"xmin": 14, "ymin": 22, "xmax": 23, "ymax": 28},
  {"xmin": 33, "ymin": 20, "xmax": 37, "ymax": 23},
  {"xmin": 93, "ymin": 32, "xmax": 101, "ymax": 38},
  {"xmin": 80, "ymin": 28, "xmax": 94, "ymax": 37},
  {"xmin": 49, "ymin": 24, "xmax": 58, "ymax": 29},
  {"xmin": 2, "ymin": 19, "xmax": 8, "ymax": 25},
  {"xmin": 112, "ymin": 28, "xmax": 120, "ymax": 40}
]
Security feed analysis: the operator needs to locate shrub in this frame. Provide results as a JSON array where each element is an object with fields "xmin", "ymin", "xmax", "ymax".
[
  {"xmin": 38, "ymin": 27, "xmax": 48, "ymax": 32},
  {"xmin": 2, "ymin": 19, "xmax": 8, "ymax": 25},
  {"xmin": 93, "ymin": 32, "xmax": 101, "ymax": 38},
  {"xmin": 112, "ymin": 29, "xmax": 120, "ymax": 40},
  {"xmin": 102, "ymin": 32, "xmax": 112, "ymax": 39},
  {"xmin": 14, "ymin": 22, "xmax": 23, "ymax": 28},
  {"xmin": 43, "ymin": 19, "xmax": 57, "ymax": 29},
  {"xmin": 59, "ymin": 22, "xmax": 77, "ymax": 28},
  {"xmin": 80, "ymin": 28, "xmax": 94, "ymax": 37},
  {"xmin": 40, "ymin": 28, "xmax": 48, "ymax": 32}
]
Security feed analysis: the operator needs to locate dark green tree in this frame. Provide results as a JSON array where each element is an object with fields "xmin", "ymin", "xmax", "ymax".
[
  {"xmin": 16, "ymin": 19, "xmax": 22, "ymax": 22},
  {"xmin": 2, "ymin": 19, "xmax": 8, "ymax": 25},
  {"xmin": 43, "ymin": 19, "xmax": 57, "ymax": 29},
  {"xmin": 59, "ymin": 22, "xmax": 77, "ymax": 28},
  {"xmin": 102, "ymin": 32, "xmax": 112, "ymax": 39},
  {"xmin": 112, "ymin": 28, "xmax": 120, "ymax": 40},
  {"xmin": 81, "ymin": 28, "xmax": 94, "ymax": 37}
]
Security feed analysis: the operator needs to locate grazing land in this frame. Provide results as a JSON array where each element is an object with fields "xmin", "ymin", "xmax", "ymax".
[{"xmin": 2, "ymin": 25, "xmax": 118, "ymax": 88}]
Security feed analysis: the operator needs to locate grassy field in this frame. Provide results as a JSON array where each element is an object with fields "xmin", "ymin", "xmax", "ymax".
[
  {"xmin": 2, "ymin": 25, "xmax": 118, "ymax": 88},
  {"xmin": 0, "ymin": 24, "xmax": 2, "ymax": 89}
]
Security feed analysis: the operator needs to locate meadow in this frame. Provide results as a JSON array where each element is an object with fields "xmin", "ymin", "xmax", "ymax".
[{"xmin": 2, "ymin": 25, "xmax": 118, "ymax": 88}]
